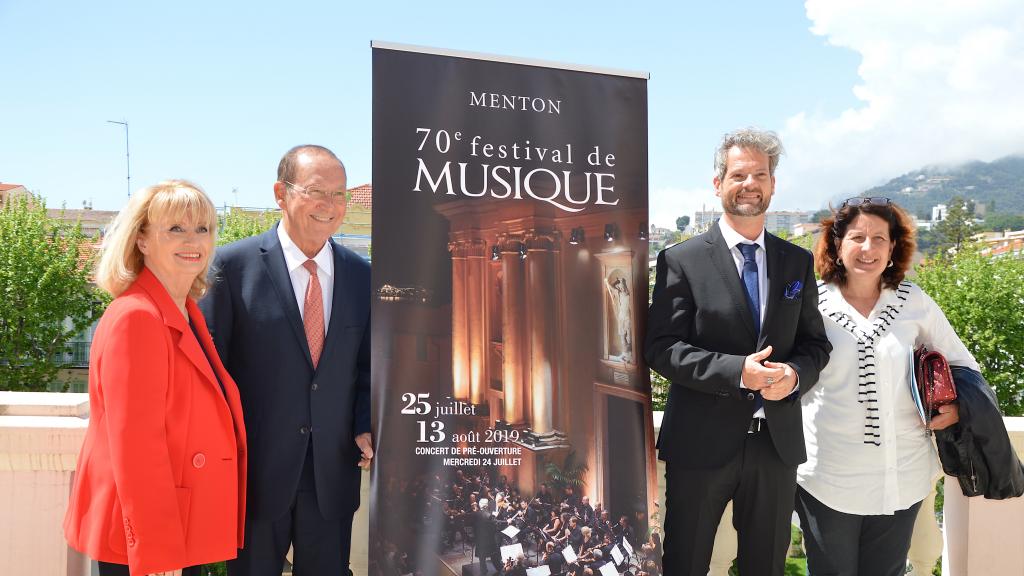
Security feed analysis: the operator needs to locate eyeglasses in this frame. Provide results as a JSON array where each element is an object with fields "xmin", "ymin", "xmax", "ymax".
[
  {"xmin": 841, "ymin": 196, "xmax": 891, "ymax": 208},
  {"xmin": 282, "ymin": 180, "xmax": 349, "ymax": 204}
]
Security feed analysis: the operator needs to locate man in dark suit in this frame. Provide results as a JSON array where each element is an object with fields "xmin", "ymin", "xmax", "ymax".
[
  {"xmin": 475, "ymin": 499, "xmax": 502, "ymax": 575},
  {"xmin": 542, "ymin": 541, "xmax": 565, "ymax": 574},
  {"xmin": 645, "ymin": 128, "xmax": 831, "ymax": 575},
  {"xmin": 201, "ymin": 145, "xmax": 372, "ymax": 575},
  {"xmin": 576, "ymin": 496, "xmax": 595, "ymax": 526}
]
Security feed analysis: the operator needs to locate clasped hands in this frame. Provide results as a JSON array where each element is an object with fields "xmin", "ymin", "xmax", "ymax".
[{"xmin": 743, "ymin": 345, "xmax": 796, "ymax": 401}]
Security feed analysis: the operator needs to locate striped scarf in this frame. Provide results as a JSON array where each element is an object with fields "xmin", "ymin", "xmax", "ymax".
[{"xmin": 817, "ymin": 280, "xmax": 912, "ymax": 446}]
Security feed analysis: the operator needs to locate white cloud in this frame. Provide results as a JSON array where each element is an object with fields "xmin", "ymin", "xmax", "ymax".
[
  {"xmin": 783, "ymin": 0, "xmax": 1024, "ymax": 208},
  {"xmin": 648, "ymin": 185, "xmax": 719, "ymax": 230}
]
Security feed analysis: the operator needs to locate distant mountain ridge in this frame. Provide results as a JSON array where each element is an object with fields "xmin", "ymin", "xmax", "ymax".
[{"xmin": 859, "ymin": 155, "xmax": 1024, "ymax": 218}]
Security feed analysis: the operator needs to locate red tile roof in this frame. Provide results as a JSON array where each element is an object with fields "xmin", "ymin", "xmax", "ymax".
[
  {"xmin": 48, "ymin": 208, "xmax": 120, "ymax": 221},
  {"xmin": 77, "ymin": 241, "xmax": 101, "ymax": 272},
  {"xmin": 349, "ymin": 183, "xmax": 372, "ymax": 209},
  {"xmin": 0, "ymin": 183, "xmax": 26, "ymax": 191}
]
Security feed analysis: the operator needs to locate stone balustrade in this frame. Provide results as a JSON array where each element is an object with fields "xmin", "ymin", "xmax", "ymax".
[
  {"xmin": 653, "ymin": 411, "xmax": 1024, "ymax": 576},
  {"xmin": 942, "ymin": 417, "xmax": 1024, "ymax": 576},
  {"xmin": 0, "ymin": 391, "xmax": 91, "ymax": 575},
  {"xmin": 2, "ymin": 395, "xmax": 1021, "ymax": 576}
]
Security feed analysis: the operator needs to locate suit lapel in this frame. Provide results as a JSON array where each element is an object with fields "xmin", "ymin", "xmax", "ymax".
[
  {"xmin": 317, "ymin": 240, "xmax": 348, "ymax": 375},
  {"xmin": 760, "ymin": 233, "xmax": 788, "ymax": 340},
  {"xmin": 706, "ymin": 223, "xmax": 759, "ymax": 340},
  {"xmin": 259, "ymin": 226, "xmax": 314, "ymax": 369}
]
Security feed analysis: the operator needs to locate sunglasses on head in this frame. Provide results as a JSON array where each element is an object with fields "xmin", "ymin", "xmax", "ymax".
[{"xmin": 841, "ymin": 196, "xmax": 891, "ymax": 208}]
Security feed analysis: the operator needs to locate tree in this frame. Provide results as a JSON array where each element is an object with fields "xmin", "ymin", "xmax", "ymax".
[
  {"xmin": 982, "ymin": 212, "xmax": 1024, "ymax": 233},
  {"xmin": 664, "ymin": 230, "xmax": 684, "ymax": 246},
  {"xmin": 933, "ymin": 196, "xmax": 974, "ymax": 256},
  {"xmin": 915, "ymin": 245, "xmax": 1024, "ymax": 416},
  {"xmin": 916, "ymin": 227, "xmax": 941, "ymax": 255},
  {"xmin": 789, "ymin": 232, "xmax": 816, "ymax": 253},
  {"xmin": 0, "ymin": 195, "xmax": 107, "ymax": 391},
  {"xmin": 218, "ymin": 208, "xmax": 280, "ymax": 246},
  {"xmin": 675, "ymin": 215, "xmax": 690, "ymax": 232},
  {"xmin": 808, "ymin": 208, "xmax": 831, "ymax": 223},
  {"xmin": 650, "ymin": 369, "xmax": 670, "ymax": 412},
  {"xmin": 649, "ymin": 265, "xmax": 669, "ymax": 410}
]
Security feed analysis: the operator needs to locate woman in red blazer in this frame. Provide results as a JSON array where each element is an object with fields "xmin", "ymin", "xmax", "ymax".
[{"xmin": 64, "ymin": 180, "xmax": 246, "ymax": 576}]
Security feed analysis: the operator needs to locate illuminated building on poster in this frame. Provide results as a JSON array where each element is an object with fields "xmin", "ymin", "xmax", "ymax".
[{"xmin": 434, "ymin": 199, "xmax": 656, "ymax": 511}]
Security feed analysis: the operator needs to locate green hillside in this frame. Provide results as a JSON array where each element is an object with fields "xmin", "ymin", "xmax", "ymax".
[{"xmin": 859, "ymin": 156, "xmax": 1024, "ymax": 220}]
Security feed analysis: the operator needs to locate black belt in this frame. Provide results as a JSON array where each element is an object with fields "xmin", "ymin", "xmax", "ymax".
[{"xmin": 748, "ymin": 417, "xmax": 767, "ymax": 434}]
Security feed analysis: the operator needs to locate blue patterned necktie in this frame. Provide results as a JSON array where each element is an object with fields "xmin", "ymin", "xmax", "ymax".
[
  {"xmin": 738, "ymin": 243, "xmax": 760, "ymax": 333},
  {"xmin": 738, "ymin": 243, "xmax": 764, "ymax": 412}
]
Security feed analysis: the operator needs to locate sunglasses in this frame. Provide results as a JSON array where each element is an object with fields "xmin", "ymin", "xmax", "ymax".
[{"xmin": 841, "ymin": 196, "xmax": 891, "ymax": 208}]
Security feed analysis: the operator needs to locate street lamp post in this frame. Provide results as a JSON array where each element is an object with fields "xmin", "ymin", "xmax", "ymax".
[{"xmin": 106, "ymin": 120, "xmax": 130, "ymax": 198}]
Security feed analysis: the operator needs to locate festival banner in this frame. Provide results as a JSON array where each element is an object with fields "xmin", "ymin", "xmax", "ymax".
[{"xmin": 370, "ymin": 42, "xmax": 657, "ymax": 576}]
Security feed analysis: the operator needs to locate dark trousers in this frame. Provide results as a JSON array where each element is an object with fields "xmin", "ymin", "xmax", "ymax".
[
  {"xmin": 228, "ymin": 442, "xmax": 354, "ymax": 576},
  {"xmin": 98, "ymin": 561, "xmax": 203, "ymax": 575},
  {"xmin": 662, "ymin": 424, "xmax": 797, "ymax": 576},
  {"xmin": 477, "ymin": 553, "xmax": 502, "ymax": 575},
  {"xmin": 794, "ymin": 486, "xmax": 922, "ymax": 576}
]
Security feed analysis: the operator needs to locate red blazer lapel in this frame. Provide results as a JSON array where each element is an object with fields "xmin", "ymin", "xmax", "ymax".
[{"xmin": 134, "ymin": 267, "xmax": 219, "ymax": 395}]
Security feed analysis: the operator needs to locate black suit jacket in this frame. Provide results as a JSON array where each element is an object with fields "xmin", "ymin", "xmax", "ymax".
[
  {"xmin": 645, "ymin": 222, "xmax": 830, "ymax": 468},
  {"xmin": 200, "ymin": 225, "xmax": 371, "ymax": 521},
  {"xmin": 474, "ymin": 511, "xmax": 500, "ymax": 558}
]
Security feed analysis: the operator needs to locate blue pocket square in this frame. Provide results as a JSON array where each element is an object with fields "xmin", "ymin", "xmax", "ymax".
[{"xmin": 784, "ymin": 280, "xmax": 803, "ymax": 300}]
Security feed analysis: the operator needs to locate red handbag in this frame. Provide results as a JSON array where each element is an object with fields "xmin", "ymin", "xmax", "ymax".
[{"xmin": 915, "ymin": 345, "xmax": 958, "ymax": 420}]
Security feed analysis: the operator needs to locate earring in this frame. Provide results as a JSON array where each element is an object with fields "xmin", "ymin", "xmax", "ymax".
[
  {"xmin": 836, "ymin": 258, "xmax": 844, "ymax": 267},
  {"xmin": 887, "ymin": 260, "xmax": 894, "ymax": 268}
]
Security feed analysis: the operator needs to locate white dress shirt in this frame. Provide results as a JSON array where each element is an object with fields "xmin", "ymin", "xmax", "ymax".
[
  {"xmin": 718, "ymin": 219, "xmax": 769, "ymax": 418},
  {"xmin": 277, "ymin": 224, "xmax": 334, "ymax": 334},
  {"xmin": 797, "ymin": 281, "xmax": 979, "ymax": 515},
  {"xmin": 717, "ymin": 219, "xmax": 768, "ymax": 326}
]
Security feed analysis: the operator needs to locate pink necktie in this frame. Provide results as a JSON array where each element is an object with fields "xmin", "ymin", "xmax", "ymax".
[{"xmin": 302, "ymin": 260, "xmax": 324, "ymax": 368}]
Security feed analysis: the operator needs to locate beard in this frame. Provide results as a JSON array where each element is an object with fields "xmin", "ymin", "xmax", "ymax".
[{"xmin": 721, "ymin": 189, "xmax": 769, "ymax": 217}]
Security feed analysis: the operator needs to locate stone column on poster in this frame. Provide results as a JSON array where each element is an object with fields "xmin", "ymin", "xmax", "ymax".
[
  {"xmin": 465, "ymin": 238, "xmax": 488, "ymax": 406},
  {"xmin": 500, "ymin": 236, "xmax": 527, "ymax": 425},
  {"xmin": 449, "ymin": 239, "xmax": 470, "ymax": 401},
  {"xmin": 525, "ymin": 229, "xmax": 558, "ymax": 434}
]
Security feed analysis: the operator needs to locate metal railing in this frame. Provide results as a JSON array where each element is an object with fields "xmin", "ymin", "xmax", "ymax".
[{"xmin": 51, "ymin": 341, "xmax": 90, "ymax": 368}]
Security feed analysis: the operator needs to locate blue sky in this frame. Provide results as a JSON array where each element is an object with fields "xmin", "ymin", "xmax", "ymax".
[{"xmin": 2, "ymin": 0, "xmax": 1021, "ymax": 228}]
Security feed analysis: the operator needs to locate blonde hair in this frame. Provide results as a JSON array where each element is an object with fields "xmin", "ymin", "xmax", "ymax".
[{"xmin": 96, "ymin": 180, "xmax": 217, "ymax": 298}]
